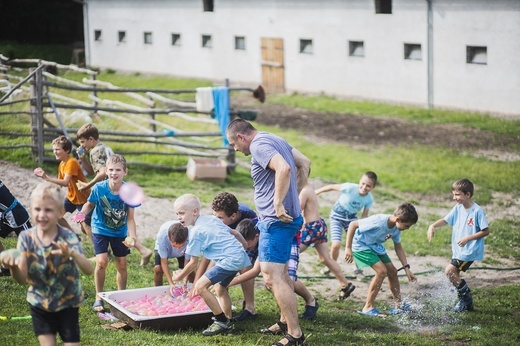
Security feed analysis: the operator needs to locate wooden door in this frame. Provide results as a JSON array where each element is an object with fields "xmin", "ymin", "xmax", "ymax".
[{"xmin": 261, "ymin": 38, "xmax": 285, "ymax": 93}]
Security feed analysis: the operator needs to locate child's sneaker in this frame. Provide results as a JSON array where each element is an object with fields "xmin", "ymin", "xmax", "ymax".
[
  {"xmin": 202, "ymin": 318, "xmax": 235, "ymax": 336},
  {"xmin": 300, "ymin": 298, "xmax": 319, "ymax": 320},
  {"xmin": 389, "ymin": 302, "xmax": 416, "ymax": 315}
]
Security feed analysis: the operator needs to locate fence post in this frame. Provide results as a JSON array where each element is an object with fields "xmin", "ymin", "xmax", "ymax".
[
  {"xmin": 225, "ymin": 78, "xmax": 235, "ymax": 173},
  {"xmin": 30, "ymin": 65, "xmax": 44, "ymax": 164},
  {"xmin": 91, "ymin": 74, "xmax": 98, "ymax": 118}
]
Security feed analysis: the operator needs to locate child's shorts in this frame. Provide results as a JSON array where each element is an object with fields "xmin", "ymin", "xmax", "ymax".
[
  {"xmin": 353, "ymin": 249, "xmax": 392, "ymax": 269},
  {"xmin": 64, "ymin": 199, "xmax": 92, "ymax": 226},
  {"xmin": 153, "ymin": 250, "xmax": 185, "ymax": 269},
  {"xmin": 30, "ymin": 305, "xmax": 80, "ymax": 343},
  {"xmin": 92, "ymin": 233, "xmax": 130, "ymax": 257},
  {"xmin": 204, "ymin": 265, "xmax": 238, "ymax": 288},
  {"xmin": 287, "ymin": 238, "xmax": 300, "ymax": 281},
  {"xmin": 300, "ymin": 218, "xmax": 328, "ymax": 247},
  {"xmin": 450, "ymin": 259, "xmax": 474, "ymax": 272}
]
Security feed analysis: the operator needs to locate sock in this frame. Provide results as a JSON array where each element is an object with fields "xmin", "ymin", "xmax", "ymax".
[
  {"xmin": 214, "ymin": 312, "xmax": 227, "ymax": 323},
  {"xmin": 457, "ymin": 279, "xmax": 467, "ymax": 290}
]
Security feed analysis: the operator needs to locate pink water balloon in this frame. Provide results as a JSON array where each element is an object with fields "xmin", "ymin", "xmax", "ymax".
[{"xmin": 119, "ymin": 182, "xmax": 145, "ymax": 207}]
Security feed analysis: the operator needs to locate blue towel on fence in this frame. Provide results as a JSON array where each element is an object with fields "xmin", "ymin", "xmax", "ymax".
[{"xmin": 212, "ymin": 86, "xmax": 230, "ymax": 146}]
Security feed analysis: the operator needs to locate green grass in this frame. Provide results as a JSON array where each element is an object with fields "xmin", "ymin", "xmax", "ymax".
[{"xmin": 1, "ymin": 59, "xmax": 519, "ymax": 345}]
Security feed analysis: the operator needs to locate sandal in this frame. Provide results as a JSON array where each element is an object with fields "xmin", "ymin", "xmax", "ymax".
[
  {"xmin": 92, "ymin": 299, "xmax": 105, "ymax": 312},
  {"xmin": 338, "ymin": 282, "xmax": 356, "ymax": 300},
  {"xmin": 259, "ymin": 321, "xmax": 287, "ymax": 335},
  {"xmin": 272, "ymin": 333, "xmax": 306, "ymax": 346}
]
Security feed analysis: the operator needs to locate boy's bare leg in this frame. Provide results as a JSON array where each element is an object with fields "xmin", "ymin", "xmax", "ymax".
[
  {"xmin": 38, "ymin": 334, "xmax": 58, "ymax": 346},
  {"xmin": 445, "ymin": 264, "xmax": 462, "ymax": 286},
  {"xmin": 330, "ymin": 240, "xmax": 341, "ymax": 262},
  {"xmin": 195, "ymin": 276, "xmax": 225, "ymax": 316},
  {"xmin": 215, "ymin": 284, "xmax": 233, "ymax": 319},
  {"xmin": 384, "ymin": 262, "xmax": 402, "ymax": 307},
  {"xmin": 293, "ymin": 279, "xmax": 315, "ymax": 306},
  {"xmin": 113, "ymin": 256, "xmax": 128, "ymax": 290},
  {"xmin": 134, "ymin": 240, "xmax": 153, "ymax": 266},
  {"xmin": 240, "ymin": 266, "xmax": 256, "ymax": 313},
  {"xmin": 314, "ymin": 243, "xmax": 351, "ymax": 287},
  {"xmin": 95, "ymin": 253, "xmax": 109, "ymax": 298},
  {"xmin": 81, "ymin": 223, "xmax": 94, "ymax": 244},
  {"xmin": 153, "ymin": 265, "xmax": 164, "ymax": 286},
  {"xmin": 362, "ymin": 261, "xmax": 386, "ymax": 312}
]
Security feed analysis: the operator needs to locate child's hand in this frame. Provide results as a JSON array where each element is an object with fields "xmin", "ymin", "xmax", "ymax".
[
  {"xmin": 457, "ymin": 237, "xmax": 469, "ymax": 247},
  {"xmin": 123, "ymin": 236, "xmax": 135, "ymax": 248},
  {"xmin": 406, "ymin": 270, "xmax": 417, "ymax": 283},
  {"xmin": 71, "ymin": 212, "xmax": 85, "ymax": 223},
  {"xmin": 0, "ymin": 249, "xmax": 21, "ymax": 268},
  {"xmin": 33, "ymin": 167, "xmax": 45, "ymax": 178},
  {"xmin": 427, "ymin": 225, "xmax": 435, "ymax": 242},
  {"xmin": 344, "ymin": 248, "xmax": 353, "ymax": 263},
  {"xmin": 51, "ymin": 241, "xmax": 75, "ymax": 259}
]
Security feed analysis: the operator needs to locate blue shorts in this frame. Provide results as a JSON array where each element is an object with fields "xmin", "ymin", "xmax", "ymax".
[
  {"xmin": 30, "ymin": 305, "xmax": 80, "ymax": 343},
  {"xmin": 64, "ymin": 198, "xmax": 92, "ymax": 226},
  {"xmin": 92, "ymin": 233, "xmax": 130, "ymax": 257},
  {"xmin": 258, "ymin": 216, "xmax": 303, "ymax": 264},
  {"xmin": 204, "ymin": 265, "xmax": 238, "ymax": 288}
]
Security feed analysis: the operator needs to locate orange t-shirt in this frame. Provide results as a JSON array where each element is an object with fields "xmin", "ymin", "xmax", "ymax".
[{"xmin": 58, "ymin": 157, "xmax": 91, "ymax": 205}]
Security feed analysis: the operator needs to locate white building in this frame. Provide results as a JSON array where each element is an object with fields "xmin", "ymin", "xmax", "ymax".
[{"xmin": 82, "ymin": 0, "xmax": 520, "ymax": 116}]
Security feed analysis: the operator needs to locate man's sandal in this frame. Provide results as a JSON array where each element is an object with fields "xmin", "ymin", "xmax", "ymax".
[
  {"xmin": 259, "ymin": 321, "xmax": 287, "ymax": 335},
  {"xmin": 272, "ymin": 333, "xmax": 306, "ymax": 346},
  {"xmin": 338, "ymin": 282, "xmax": 356, "ymax": 300}
]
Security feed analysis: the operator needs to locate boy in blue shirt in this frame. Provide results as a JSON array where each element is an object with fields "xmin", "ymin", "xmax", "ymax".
[
  {"xmin": 75, "ymin": 154, "xmax": 149, "ymax": 312},
  {"xmin": 427, "ymin": 178, "xmax": 490, "ymax": 312},
  {"xmin": 153, "ymin": 220, "xmax": 193, "ymax": 293},
  {"xmin": 345, "ymin": 202, "xmax": 418, "ymax": 317},
  {"xmin": 171, "ymin": 194, "xmax": 250, "ymax": 337},
  {"xmin": 315, "ymin": 171, "xmax": 377, "ymax": 276}
]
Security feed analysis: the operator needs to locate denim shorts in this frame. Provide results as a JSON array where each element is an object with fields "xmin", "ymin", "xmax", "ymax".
[
  {"xmin": 30, "ymin": 305, "xmax": 80, "ymax": 343},
  {"xmin": 204, "ymin": 265, "xmax": 238, "ymax": 288},
  {"xmin": 92, "ymin": 233, "xmax": 130, "ymax": 257},
  {"xmin": 258, "ymin": 215, "xmax": 303, "ymax": 264}
]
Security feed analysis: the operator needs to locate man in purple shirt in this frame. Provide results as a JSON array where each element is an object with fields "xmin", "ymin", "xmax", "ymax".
[{"xmin": 227, "ymin": 119, "xmax": 310, "ymax": 346}]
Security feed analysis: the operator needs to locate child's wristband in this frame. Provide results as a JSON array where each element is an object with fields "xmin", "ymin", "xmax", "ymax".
[{"xmin": 397, "ymin": 264, "xmax": 410, "ymax": 271}]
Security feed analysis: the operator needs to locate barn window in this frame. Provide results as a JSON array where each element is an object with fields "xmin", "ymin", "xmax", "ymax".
[
  {"xmin": 118, "ymin": 31, "xmax": 126, "ymax": 43},
  {"xmin": 375, "ymin": 0, "xmax": 392, "ymax": 14},
  {"xmin": 466, "ymin": 46, "xmax": 487, "ymax": 65},
  {"xmin": 172, "ymin": 33, "xmax": 181, "ymax": 46},
  {"xmin": 349, "ymin": 41, "xmax": 364, "ymax": 57},
  {"xmin": 404, "ymin": 43, "xmax": 422, "ymax": 60},
  {"xmin": 235, "ymin": 36, "xmax": 246, "ymax": 50},
  {"xmin": 203, "ymin": 0, "xmax": 214, "ymax": 12},
  {"xmin": 202, "ymin": 35, "xmax": 212, "ymax": 48},
  {"xmin": 94, "ymin": 30, "xmax": 102, "ymax": 41},
  {"xmin": 299, "ymin": 39, "xmax": 313, "ymax": 54},
  {"xmin": 144, "ymin": 32, "xmax": 153, "ymax": 44}
]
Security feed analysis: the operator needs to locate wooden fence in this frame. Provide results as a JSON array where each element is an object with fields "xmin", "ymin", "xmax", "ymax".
[{"xmin": 0, "ymin": 55, "xmax": 265, "ymax": 173}]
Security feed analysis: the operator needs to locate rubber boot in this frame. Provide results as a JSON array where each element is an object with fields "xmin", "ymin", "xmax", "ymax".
[{"xmin": 452, "ymin": 280, "xmax": 474, "ymax": 312}]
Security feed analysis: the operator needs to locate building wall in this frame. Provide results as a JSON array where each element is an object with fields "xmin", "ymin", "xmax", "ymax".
[{"xmin": 84, "ymin": 0, "xmax": 520, "ymax": 115}]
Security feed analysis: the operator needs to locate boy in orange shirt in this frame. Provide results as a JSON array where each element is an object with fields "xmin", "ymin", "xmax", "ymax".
[{"xmin": 34, "ymin": 135, "xmax": 92, "ymax": 236}]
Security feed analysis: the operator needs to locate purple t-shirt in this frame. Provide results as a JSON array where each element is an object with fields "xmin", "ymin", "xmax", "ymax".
[{"xmin": 250, "ymin": 132, "xmax": 301, "ymax": 220}]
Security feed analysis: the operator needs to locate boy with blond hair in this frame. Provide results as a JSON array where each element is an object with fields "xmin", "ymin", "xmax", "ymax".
[
  {"xmin": 1, "ymin": 182, "xmax": 93, "ymax": 345},
  {"xmin": 171, "ymin": 194, "xmax": 250, "ymax": 337}
]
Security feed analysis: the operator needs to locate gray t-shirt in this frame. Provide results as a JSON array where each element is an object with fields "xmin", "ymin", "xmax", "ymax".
[{"xmin": 250, "ymin": 132, "xmax": 300, "ymax": 220}]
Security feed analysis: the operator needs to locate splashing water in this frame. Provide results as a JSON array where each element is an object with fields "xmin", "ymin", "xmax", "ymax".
[{"xmin": 393, "ymin": 272, "xmax": 460, "ymax": 332}]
